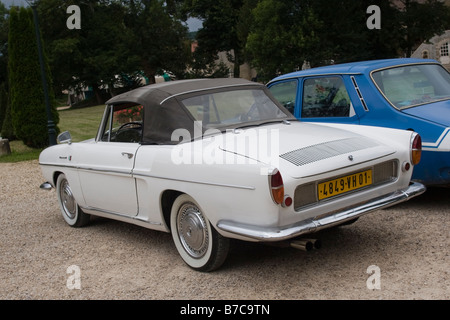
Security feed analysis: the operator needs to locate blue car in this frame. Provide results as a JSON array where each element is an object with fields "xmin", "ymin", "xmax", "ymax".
[{"xmin": 267, "ymin": 58, "xmax": 450, "ymax": 186}]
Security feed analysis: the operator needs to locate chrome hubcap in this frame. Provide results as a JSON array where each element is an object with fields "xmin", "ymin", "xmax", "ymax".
[
  {"xmin": 60, "ymin": 179, "xmax": 76, "ymax": 219},
  {"xmin": 177, "ymin": 203, "xmax": 209, "ymax": 259}
]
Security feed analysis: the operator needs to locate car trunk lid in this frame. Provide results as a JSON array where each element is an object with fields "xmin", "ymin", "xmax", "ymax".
[
  {"xmin": 401, "ymin": 100, "xmax": 450, "ymax": 127},
  {"xmin": 219, "ymin": 122, "xmax": 395, "ymax": 178}
]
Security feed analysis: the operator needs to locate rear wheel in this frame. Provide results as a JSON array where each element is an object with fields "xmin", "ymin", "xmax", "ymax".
[
  {"xmin": 170, "ymin": 194, "xmax": 229, "ymax": 272},
  {"xmin": 56, "ymin": 174, "xmax": 90, "ymax": 227}
]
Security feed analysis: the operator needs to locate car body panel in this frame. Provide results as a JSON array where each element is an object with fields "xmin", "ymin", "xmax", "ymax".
[
  {"xmin": 76, "ymin": 142, "xmax": 139, "ymax": 216},
  {"xmin": 268, "ymin": 58, "xmax": 450, "ymax": 186},
  {"xmin": 402, "ymin": 101, "xmax": 450, "ymax": 127}
]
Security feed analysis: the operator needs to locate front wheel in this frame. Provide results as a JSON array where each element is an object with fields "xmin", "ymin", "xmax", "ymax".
[
  {"xmin": 56, "ymin": 174, "xmax": 90, "ymax": 227},
  {"xmin": 170, "ymin": 194, "xmax": 229, "ymax": 272}
]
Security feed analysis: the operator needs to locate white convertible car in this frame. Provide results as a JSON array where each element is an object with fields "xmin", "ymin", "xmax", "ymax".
[{"xmin": 39, "ymin": 78, "xmax": 425, "ymax": 271}]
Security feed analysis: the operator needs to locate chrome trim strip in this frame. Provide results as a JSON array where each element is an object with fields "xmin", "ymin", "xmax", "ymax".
[
  {"xmin": 266, "ymin": 72, "xmax": 363, "ymax": 86},
  {"xmin": 39, "ymin": 163, "xmax": 132, "ymax": 176},
  {"xmin": 217, "ymin": 182, "xmax": 426, "ymax": 241},
  {"xmin": 350, "ymin": 76, "xmax": 369, "ymax": 111},
  {"xmin": 81, "ymin": 205, "xmax": 162, "ymax": 226},
  {"xmin": 39, "ymin": 163, "xmax": 255, "ymax": 190},
  {"xmin": 95, "ymin": 105, "xmax": 111, "ymax": 142},
  {"xmin": 39, "ymin": 162, "xmax": 74, "ymax": 168},
  {"xmin": 132, "ymin": 172, "xmax": 256, "ymax": 190},
  {"xmin": 159, "ymin": 83, "xmax": 260, "ymax": 105},
  {"xmin": 296, "ymin": 152, "xmax": 395, "ymax": 178},
  {"xmin": 78, "ymin": 167, "xmax": 131, "ymax": 175}
]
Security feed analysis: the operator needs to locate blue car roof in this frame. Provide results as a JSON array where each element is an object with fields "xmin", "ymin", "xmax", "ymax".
[{"xmin": 268, "ymin": 58, "xmax": 440, "ymax": 83}]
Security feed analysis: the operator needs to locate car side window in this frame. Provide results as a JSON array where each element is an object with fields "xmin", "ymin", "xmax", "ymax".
[
  {"xmin": 101, "ymin": 104, "xmax": 143, "ymax": 143},
  {"xmin": 302, "ymin": 77, "xmax": 353, "ymax": 118},
  {"xmin": 268, "ymin": 80, "xmax": 297, "ymax": 114}
]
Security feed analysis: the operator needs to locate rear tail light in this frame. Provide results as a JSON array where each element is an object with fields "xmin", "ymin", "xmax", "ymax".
[
  {"xmin": 269, "ymin": 169, "xmax": 284, "ymax": 204},
  {"xmin": 411, "ymin": 133, "xmax": 422, "ymax": 165}
]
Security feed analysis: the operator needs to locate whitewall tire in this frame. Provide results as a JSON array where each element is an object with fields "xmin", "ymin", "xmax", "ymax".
[
  {"xmin": 170, "ymin": 194, "xmax": 229, "ymax": 272},
  {"xmin": 56, "ymin": 174, "xmax": 90, "ymax": 227}
]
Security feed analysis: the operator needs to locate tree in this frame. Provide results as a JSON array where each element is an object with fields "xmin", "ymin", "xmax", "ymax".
[
  {"xmin": 309, "ymin": 0, "xmax": 401, "ymax": 63},
  {"xmin": 37, "ymin": 0, "xmax": 141, "ymax": 104},
  {"xmin": 0, "ymin": 2, "xmax": 8, "ymax": 87},
  {"xmin": 123, "ymin": 0, "xmax": 190, "ymax": 83},
  {"xmin": 182, "ymin": 0, "xmax": 257, "ymax": 78},
  {"xmin": 0, "ymin": 2, "xmax": 8, "ymax": 134},
  {"xmin": 38, "ymin": 0, "xmax": 190, "ymax": 102},
  {"xmin": 0, "ymin": 82, "xmax": 7, "ymax": 134},
  {"xmin": 246, "ymin": 0, "xmax": 450, "ymax": 81},
  {"xmin": 394, "ymin": 0, "xmax": 450, "ymax": 57},
  {"xmin": 1, "ymin": 85, "xmax": 14, "ymax": 141},
  {"xmin": 246, "ymin": 0, "xmax": 324, "ymax": 80},
  {"xmin": 8, "ymin": 6, "xmax": 59, "ymax": 148}
]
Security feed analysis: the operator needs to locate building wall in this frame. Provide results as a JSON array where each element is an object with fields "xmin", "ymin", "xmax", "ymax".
[
  {"xmin": 411, "ymin": 30, "xmax": 450, "ymax": 71},
  {"xmin": 216, "ymin": 50, "xmax": 257, "ymax": 80}
]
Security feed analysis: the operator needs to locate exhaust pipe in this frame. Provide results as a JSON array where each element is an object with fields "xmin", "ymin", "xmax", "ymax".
[
  {"xmin": 290, "ymin": 239, "xmax": 313, "ymax": 251},
  {"xmin": 290, "ymin": 239, "xmax": 321, "ymax": 251},
  {"xmin": 303, "ymin": 238, "xmax": 322, "ymax": 249}
]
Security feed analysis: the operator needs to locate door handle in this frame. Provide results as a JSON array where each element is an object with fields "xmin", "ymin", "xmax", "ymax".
[{"xmin": 121, "ymin": 152, "xmax": 134, "ymax": 159}]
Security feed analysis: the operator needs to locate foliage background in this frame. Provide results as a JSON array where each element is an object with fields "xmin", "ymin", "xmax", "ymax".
[{"xmin": 0, "ymin": 0, "xmax": 449, "ymax": 151}]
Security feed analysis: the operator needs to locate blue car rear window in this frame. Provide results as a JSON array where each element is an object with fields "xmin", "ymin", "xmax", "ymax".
[{"xmin": 371, "ymin": 64, "xmax": 450, "ymax": 109}]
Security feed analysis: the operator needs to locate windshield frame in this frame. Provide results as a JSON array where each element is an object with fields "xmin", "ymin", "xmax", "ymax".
[{"xmin": 370, "ymin": 62, "xmax": 450, "ymax": 110}]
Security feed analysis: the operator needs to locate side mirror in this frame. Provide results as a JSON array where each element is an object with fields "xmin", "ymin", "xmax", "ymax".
[{"xmin": 57, "ymin": 131, "xmax": 72, "ymax": 144}]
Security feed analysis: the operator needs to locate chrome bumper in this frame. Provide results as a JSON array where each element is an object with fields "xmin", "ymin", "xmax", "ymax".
[{"xmin": 217, "ymin": 182, "xmax": 426, "ymax": 242}]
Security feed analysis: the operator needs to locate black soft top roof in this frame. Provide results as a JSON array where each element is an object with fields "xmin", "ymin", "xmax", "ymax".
[
  {"xmin": 104, "ymin": 78, "xmax": 277, "ymax": 145},
  {"xmin": 105, "ymin": 78, "xmax": 258, "ymax": 106}
]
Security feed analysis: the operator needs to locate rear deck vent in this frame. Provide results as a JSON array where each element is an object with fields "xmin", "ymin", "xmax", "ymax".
[{"xmin": 280, "ymin": 137, "xmax": 378, "ymax": 166}]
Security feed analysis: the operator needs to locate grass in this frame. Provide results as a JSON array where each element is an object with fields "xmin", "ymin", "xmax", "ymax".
[
  {"xmin": 0, "ymin": 104, "xmax": 106, "ymax": 163},
  {"xmin": 0, "ymin": 140, "xmax": 43, "ymax": 163},
  {"xmin": 58, "ymin": 104, "xmax": 105, "ymax": 142}
]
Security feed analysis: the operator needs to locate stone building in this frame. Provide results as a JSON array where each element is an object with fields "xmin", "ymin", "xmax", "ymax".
[{"xmin": 411, "ymin": 30, "xmax": 450, "ymax": 71}]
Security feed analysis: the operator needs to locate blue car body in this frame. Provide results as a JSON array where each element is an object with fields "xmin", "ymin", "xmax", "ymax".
[{"xmin": 268, "ymin": 58, "xmax": 450, "ymax": 186}]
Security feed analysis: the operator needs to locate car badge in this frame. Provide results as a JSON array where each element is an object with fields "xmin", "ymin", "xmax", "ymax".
[{"xmin": 348, "ymin": 155, "xmax": 354, "ymax": 161}]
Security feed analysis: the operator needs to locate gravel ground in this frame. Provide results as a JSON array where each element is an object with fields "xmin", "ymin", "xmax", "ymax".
[{"xmin": 0, "ymin": 160, "xmax": 448, "ymax": 300}]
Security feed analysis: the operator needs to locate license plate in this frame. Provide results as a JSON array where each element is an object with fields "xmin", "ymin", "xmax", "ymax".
[{"xmin": 318, "ymin": 169, "xmax": 372, "ymax": 200}]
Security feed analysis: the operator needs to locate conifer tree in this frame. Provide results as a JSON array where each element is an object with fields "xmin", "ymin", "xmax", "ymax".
[
  {"xmin": 0, "ymin": 83, "xmax": 6, "ymax": 133},
  {"xmin": 8, "ymin": 6, "xmax": 58, "ymax": 148},
  {"xmin": 1, "ymin": 90, "xmax": 14, "ymax": 141}
]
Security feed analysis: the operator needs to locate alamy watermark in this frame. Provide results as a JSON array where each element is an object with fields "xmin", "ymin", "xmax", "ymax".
[
  {"xmin": 170, "ymin": 121, "xmax": 280, "ymax": 174},
  {"xmin": 366, "ymin": 265, "xmax": 381, "ymax": 290},
  {"xmin": 65, "ymin": 5, "xmax": 380, "ymax": 30},
  {"xmin": 64, "ymin": 264, "xmax": 381, "ymax": 291},
  {"xmin": 65, "ymin": 5, "xmax": 380, "ymax": 31},
  {"xmin": 367, "ymin": 5, "xmax": 381, "ymax": 30},
  {"xmin": 66, "ymin": 5, "xmax": 81, "ymax": 30},
  {"xmin": 66, "ymin": 265, "xmax": 81, "ymax": 290}
]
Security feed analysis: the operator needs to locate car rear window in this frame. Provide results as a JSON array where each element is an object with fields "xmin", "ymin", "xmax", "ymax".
[{"xmin": 371, "ymin": 64, "xmax": 450, "ymax": 109}]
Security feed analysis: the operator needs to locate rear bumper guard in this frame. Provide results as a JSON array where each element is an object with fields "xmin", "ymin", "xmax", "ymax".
[
  {"xmin": 40, "ymin": 181, "xmax": 53, "ymax": 190},
  {"xmin": 217, "ymin": 182, "xmax": 426, "ymax": 242}
]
